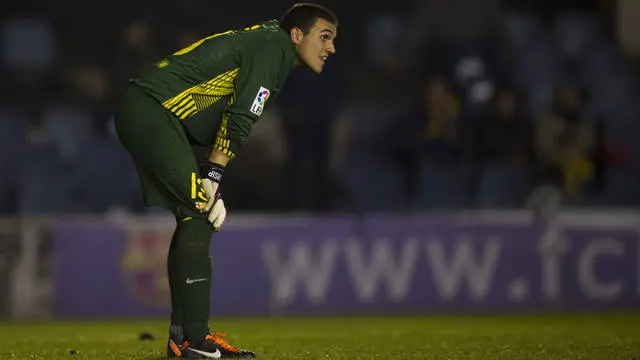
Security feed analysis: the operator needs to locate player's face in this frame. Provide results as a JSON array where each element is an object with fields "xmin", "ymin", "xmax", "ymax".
[{"xmin": 292, "ymin": 18, "xmax": 337, "ymax": 73}]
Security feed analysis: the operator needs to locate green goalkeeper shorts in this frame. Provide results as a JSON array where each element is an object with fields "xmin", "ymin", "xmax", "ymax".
[{"xmin": 114, "ymin": 84, "xmax": 209, "ymax": 220}]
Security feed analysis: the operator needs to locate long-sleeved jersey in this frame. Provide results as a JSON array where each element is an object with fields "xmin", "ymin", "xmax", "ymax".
[{"xmin": 132, "ymin": 19, "xmax": 296, "ymax": 158}]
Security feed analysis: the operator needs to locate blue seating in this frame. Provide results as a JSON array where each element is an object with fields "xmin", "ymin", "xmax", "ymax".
[
  {"xmin": 552, "ymin": 11, "xmax": 601, "ymax": 62},
  {"xmin": 342, "ymin": 104, "xmax": 407, "ymax": 212},
  {"xmin": 475, "ymin": 163, "xmax": 530, "ymax": 208},
  {"xmin": 579, "ymin": 40, "xmax": 624, "ymax": 89},
  {"xmin": 41, "ymin": 105, "xmax": 92, "ymax": 160},
  {"xmin": 503, "ymin": 11, "xmax": 545, "ymax": 51},
  {"xmin": 1, "ymin": 18, "xmax": 54, "ymax": 70},
  {"xmin": 413, "ymin": 162, "xmax": 470, "ymax": 209},
  {"xmin": 595, "ymin": 165, "xmax": 640, "ymax": 206},
  {"xmin": 588, "ymin": 74, "xmax": 636, "ymax": 119},
  {"xmin": 69, "ymin": 137, "xmax": 140, "ymax": 212},
  {"xmin": 513, "ymin": 39, "xmax": 561, "ymax": 117},
  {"xmin": 344, "ymin": 154, "xmax": 406, "ymax": 212},
  {"xmin": 17, "ymin": 142, "xmax": 76, "ymax": 215},
  {"xmin": 0, "ymin": 108, "xmax": 27, "ymax": 154}
]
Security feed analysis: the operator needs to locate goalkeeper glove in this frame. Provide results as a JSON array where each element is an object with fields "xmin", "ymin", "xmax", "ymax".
[{"xmin": 199, "ymin": 160, "xmax": 227, "ymax": 231}]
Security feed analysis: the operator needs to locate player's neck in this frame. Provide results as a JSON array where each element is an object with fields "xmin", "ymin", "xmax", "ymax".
[{"xmin": 292, "ymin": 55, "xmax": 303, "ymax": 68}]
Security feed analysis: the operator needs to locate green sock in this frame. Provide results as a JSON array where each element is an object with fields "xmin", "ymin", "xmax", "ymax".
[{"xmin": 169, "ymin": 217, "xmax": 214, "ymax": 344}]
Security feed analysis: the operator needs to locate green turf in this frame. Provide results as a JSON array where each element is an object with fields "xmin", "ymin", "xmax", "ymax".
[{"xmin": 0, "ymin": 313, "xmax": 638, "ymax": 359}]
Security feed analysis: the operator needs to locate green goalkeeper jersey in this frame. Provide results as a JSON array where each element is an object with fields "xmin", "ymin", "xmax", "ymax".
[{"xmin": 132, "ymin": 19, "xmax": 296, "ymax": 158}]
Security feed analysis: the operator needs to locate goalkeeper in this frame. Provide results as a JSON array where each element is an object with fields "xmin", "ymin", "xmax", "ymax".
[{"xmin": 114, "ymin": 3, "xmax": 338, "ymax": 358}]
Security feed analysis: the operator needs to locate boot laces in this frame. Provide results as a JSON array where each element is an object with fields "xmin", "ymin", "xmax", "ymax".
[{"xmin": 206, "ymin": 332, "xmax": 240, "ymax": 352}]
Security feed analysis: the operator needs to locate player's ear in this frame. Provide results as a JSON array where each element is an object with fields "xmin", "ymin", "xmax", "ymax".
[{"xmin": 290, "ymin": 27, "xmax": 304, "ymax": 45}]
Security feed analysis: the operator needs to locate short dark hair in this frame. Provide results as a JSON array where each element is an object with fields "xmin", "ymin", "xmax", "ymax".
[{"xmin": 280, "ymin": 3, "xmax": 338, "ymax": 35}]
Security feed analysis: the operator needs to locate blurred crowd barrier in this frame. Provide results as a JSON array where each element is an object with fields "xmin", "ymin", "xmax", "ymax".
[{"xmin": 1, "ymin": 209, "xmax": 638, "ymax": 320}]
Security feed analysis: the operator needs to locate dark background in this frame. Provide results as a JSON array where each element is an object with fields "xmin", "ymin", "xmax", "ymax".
[{"xmin": 1, "ymin": 0, "xmax": 636, "ymax": 216}]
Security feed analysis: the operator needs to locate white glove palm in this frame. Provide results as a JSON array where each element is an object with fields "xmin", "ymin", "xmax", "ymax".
[{"xmin": 201, "ymin": 178, "xmax": 227, "ymax": 231}]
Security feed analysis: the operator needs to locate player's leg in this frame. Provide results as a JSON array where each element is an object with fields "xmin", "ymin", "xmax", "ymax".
[
  {"xmin": 136, "ymin": 168, "xmax": 221, "ymax": 358},
  {"xmin": 115, "ymin": 85, "xmax": 255, "ymax": 358},
  {"xmin": 114, "ymin": 84, "xmax": 212, "ymax": 339}
]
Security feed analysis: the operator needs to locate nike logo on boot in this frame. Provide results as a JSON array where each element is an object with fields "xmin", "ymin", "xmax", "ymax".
[{"xmin": 187, "ymin": 347, "xmax": 221, "ymax": 358}]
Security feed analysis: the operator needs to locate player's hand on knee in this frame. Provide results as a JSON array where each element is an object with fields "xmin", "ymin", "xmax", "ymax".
[
  {"xmin": 201, "ymin": 178, "xmax": 220, "ymax": 213},
  {"xmin": 200, "ymin": 161, "xmax": 227, "ymax": 231},
  {"xmin": 208, "ymin": 194, "xmax": 226, "ymax": 231}
]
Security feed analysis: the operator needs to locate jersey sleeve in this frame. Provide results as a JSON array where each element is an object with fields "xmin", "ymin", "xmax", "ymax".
[{"xmin": 213, "ymin": 40, "xmax": 286, "ymax": 158}]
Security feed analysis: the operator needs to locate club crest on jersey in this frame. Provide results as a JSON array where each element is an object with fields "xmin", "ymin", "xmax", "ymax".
[
  {"xmin": 250, "ymin": 86, "xmax": 270, "ymax": 116},
  {"xmin": 195, "ymin": 201, "xmax": 206, "ymax": 211}
]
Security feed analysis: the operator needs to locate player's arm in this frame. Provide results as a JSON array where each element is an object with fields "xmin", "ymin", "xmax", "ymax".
[
  {"xmin": 202, "ymin": 41, "xmax": 280, "ymax": 181},
  {"xmin": 198, "ymin": 41, "xmax": 283, "ymax": 227},
  {"xmin": 212, "ymin": 42, "xmax": 282, "ymax": 160},
  {"xmin": 206, "ymin": 150, "xmax": 230, "ymax": 166}
]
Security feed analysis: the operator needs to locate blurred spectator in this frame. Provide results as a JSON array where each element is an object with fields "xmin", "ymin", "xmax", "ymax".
[
  {"xmin": 211, "ymin": 106, "xmax": 289, "ymax": 212},
  {"xmin": 536, "ymin": 80, "xmax": 592, "ymax": 169},
  {"xmin": 400, "ymin": 0, "xmax": 502, "ymax": 67},
  {"xmin": 387, "ymin": 75, "xmax": 461, "ymax": 197},
  {"xmin": 111, "ymin": 17, "xmax": 160, "ymax": 97},
  {"xmin": 64, "ymin": 63, "xmax": 110, "ymax": 122},
  {"xmin": 534, "ymin": 80, "xmax": 597, "ymax": 198},
  {"xmin": 617, "ymin": 0, "xmax": 640, "ymax": 58},
  {"xmin": 555, "ymin": 129, "xmax": 595, "ymax": 196},
  {"xmin": 173, "ymin": 28, "xmax": 201, "ymax": 51},
  {"xmin": 278, "ymin": 53, "xmax": 345, "ymax": 211},
  {"xmin": 415, "ymin": 75, "xmax": 461, "ymax": 160},
  {"xmin": 389, "ymin": 74, "xmax": 461, "ymax": 166},
  {"xmin": 472, "ymin": 86, "xmax": 533, "ymax": 165},
  {"xmin": 68, "ymin": 65, "xmax": 109, "ymax": 103},
  {"xmin": 352, "ymin": 14, "xmax": 417, "ymax": 107}
]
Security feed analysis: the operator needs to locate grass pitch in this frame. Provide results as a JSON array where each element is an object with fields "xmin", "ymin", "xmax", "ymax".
[{"xmin": 0, "ymin": 313, "xmax": 638, "ymax": 359}]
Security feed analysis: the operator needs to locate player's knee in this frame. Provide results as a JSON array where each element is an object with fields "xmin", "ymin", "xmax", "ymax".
[
  {"xmin": 175, "ymin": 203, "xmax": 209, "ymax": 222},
  {"xmin": 175, "ymin": 216, "xmax": 214, "ymax": 246}
]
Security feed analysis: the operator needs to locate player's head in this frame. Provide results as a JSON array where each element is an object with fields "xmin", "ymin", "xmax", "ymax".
[{"xmin": 280, "ymin": 3, "xmax": 338, "ymax": 74}]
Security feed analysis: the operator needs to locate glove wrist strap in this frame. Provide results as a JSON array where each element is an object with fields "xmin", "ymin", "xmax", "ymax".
[{"xmin": 200, "ymin": 160, "xmax": 225, "ymax": 183}]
